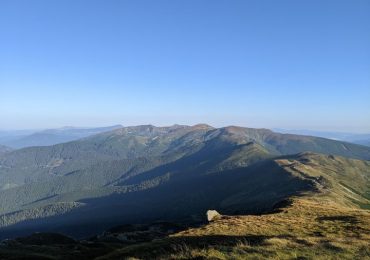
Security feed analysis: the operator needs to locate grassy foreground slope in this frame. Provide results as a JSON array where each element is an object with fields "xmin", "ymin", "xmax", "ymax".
[
  {"xmin": 98, "ymin": 199, "xmax": 370, "ymax": 260},
  {"xmin": 1, "ymin": 198, "xmax": 368, "ymax": 260}
]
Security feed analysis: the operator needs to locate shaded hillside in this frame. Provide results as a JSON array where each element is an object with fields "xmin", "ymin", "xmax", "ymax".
[
  {"xmin": 0, "ymin": 125, "xmax": 370, "ymax": 239},
  {"xmin": 0, "ymin": 153, "xmax": 369, "ymax": 259},
  {"xmin": 0, "ymin": 150, "xmax": 369, "ymax": 240}
]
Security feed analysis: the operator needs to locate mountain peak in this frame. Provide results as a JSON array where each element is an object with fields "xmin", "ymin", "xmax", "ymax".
[{"xmin": 191, "ymin": 124, "xmax": 214, "ymax": 130}]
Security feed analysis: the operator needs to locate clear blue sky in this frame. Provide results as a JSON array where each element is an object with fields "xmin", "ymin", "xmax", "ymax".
[{"xmin": 0, "ymin": 0, "xmax": 369, "ymax": 132}]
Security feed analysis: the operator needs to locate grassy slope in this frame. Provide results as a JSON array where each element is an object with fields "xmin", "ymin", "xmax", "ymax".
[
  {"xmin": 97, "ymin": 199, "xmax": 370, "ymax": 260},
  {"xmin": 96, "ymin": 153, "xmax": 370, "ymax": 259},
  {"xmin": 276, "ymin": 153, "xmax": 370, "ymax": 209}
]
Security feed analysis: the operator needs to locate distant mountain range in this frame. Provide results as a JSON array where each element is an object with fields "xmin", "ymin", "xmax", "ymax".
[
  {"xmin": 274, "ymin": 128, "xmax": 370, "ymax": 147},
  {"xmin": 0, "ymin": 125, "xmax": 122, "ymax": 148},
  {"xmin": 0, "ymin": 124, "xmax": 369, "ymax": 239},
  {"xmin": 1, "ymin": 126, "xmax": 369, "ymax": 149}
]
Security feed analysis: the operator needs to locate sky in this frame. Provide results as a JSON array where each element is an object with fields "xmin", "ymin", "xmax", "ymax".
[{"xmin": 0, "ymin": 0, "xmax": 369, "ymax": 132}]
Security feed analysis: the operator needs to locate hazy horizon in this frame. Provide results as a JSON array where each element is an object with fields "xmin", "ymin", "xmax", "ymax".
[
  {"xmin": 1, "ymin": 0, "xmax": 369, "ymax": 132},
  {"xmin": 1, "ymin": 122, "xmax": 370, "ymax": 135}
]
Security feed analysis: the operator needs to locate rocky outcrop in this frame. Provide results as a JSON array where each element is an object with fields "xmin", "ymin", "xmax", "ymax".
[{"xmin": 207, "ymin": 210, "xmax": 221, "ymax": 221}]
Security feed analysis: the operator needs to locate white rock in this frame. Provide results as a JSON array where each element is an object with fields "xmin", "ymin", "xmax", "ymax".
[{"xmin": 206, "ymin": 210, "xmax": 221, "ymax": 221}]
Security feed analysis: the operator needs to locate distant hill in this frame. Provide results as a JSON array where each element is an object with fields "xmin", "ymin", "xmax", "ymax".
[
  {"xmin": 274, "ymin": 128, "xmax": 370, "ymax": 147},
  {"xmin": 1, "ymin": 125, "xmax": 123, "ymax": 148},
  {"xmin": 0, "ymin": 129, "xmax": 37, "ymax": 145},
  {"xmin": 0, "ymin": 124, "xmax": 369, "ymax": 239},
  {"xmin": 359, "ymin": 140, "xmax": 370, "ymax": 146},
  {"xmin": 338, "ymin": 132, "xmax": 370, "ymax": 147}
]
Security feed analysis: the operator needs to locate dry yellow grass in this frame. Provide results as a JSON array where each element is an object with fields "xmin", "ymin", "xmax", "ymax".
[{"xmin": 97, "ymin": 197, "xmax": 370, "ymax": 259}]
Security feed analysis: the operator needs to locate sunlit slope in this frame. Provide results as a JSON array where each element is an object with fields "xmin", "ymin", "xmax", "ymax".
[
  {"xmin": 94, "ymin": 199, "xmax": 370, "ymax": 260},
  {"xmin": 275, "ymin": 152, "xmax": 370, "ymax": 209}
]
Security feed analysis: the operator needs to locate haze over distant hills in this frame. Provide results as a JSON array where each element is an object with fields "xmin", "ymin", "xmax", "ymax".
[
  {"xmin": 0, "ymin": 125, "xmax": 122, "ymax": 149},
  {"xmin": 0, "ymin": 130, "xmax": 36, "ymax": 145},
  {"xmin": 274, "ymin": 128, "xmax": 370, "ymax": 147},
  {"xmin": 2, "ymin": 125, "xmax": 369, "ymax": 149},
  {"xmin": 0, "ymin": 124, "xmax": 369, "ymax": 240}
]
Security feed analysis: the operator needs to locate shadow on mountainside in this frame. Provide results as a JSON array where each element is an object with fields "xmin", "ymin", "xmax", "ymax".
[
  {"xmin": 0, "ymin": 169, "xmax": 313, "ymax": 241},
  {"xmin": 0, "ymin": 147, "xmax": 318, "ymax": 240}
]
